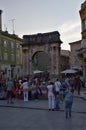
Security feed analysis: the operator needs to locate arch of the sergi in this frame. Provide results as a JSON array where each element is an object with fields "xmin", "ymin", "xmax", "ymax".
[{"xmin": 22, "ymin": 31, "xmax": 62, "ymax": 77}]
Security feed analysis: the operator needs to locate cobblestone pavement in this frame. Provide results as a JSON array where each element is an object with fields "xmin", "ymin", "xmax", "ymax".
[{"xmin": 0, "ymin": 88, "xmax": 86, "ymax": 130}]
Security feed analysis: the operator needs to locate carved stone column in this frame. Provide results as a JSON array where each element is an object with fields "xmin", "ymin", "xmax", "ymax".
[
  {"xmin": 28, "ymin": 55, "xmax": 32, "ymax": 75},
  {"xmin": 50, "ymin": 44, "xmax": 61, "ymax": 78},
  {"xmin": 56, "ymin": 46, "xmax": 61, "ymax": 78},
  {"xmin": 50, "ymin": 46, "xmax": 54, "ymax": 75},
  {"xmin": 22, "ymin": 48, "xmax": 29, "ymax": 77}
]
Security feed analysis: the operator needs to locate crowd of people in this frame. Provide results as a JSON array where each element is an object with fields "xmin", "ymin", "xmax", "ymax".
[
  {"xmin": 0, "ymin": 74, "xmax": 85, "ymax": 119},
  {"xmin": 46, "ymin": 74, "xmax": 83, "ymax": 118},
  {"xmin": 0, "ymin": 75, "xmax": 48, "ymax": 102}
]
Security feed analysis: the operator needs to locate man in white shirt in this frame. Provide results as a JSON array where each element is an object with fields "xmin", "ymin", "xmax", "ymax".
[
  {"xmin": 22, "ymin": 79, "xmax": 28, "ymax": 102},
  {"xmin": 54, "ymin": 79, "xmax": 61, "ymax": 93}
]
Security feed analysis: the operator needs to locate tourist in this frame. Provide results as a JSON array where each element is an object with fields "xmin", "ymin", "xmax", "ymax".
[
  {"xmin": 46, "ymin": 81, "xmax": 55, "ymax": 111},
  {"xmin": 64, "ymin": 88, "xmax": 74, "ymax": 119},
  {"xmin": 74, "ymin": 76, "xmax": 82, "ymax": 95},
  {"xmin": 6, "ymin": 78, "xmax": 14, "ymax": 104},
  {"xmin": 22, "ymin": 79, "xmax": 28, "ymax": 102},
  {"xmin": 54, "ymin": 79, "xmax": 61, "ymax": 110}
]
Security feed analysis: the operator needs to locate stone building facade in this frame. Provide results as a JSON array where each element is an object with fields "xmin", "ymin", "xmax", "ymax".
[
  {"xmin": 60, "ymin": 50, "xmax": 70, "ymax": 71},
  {"xmin": 77, "ymin": 0, "xmax": 86, "ymax": 78},
  {"xmin": 69, "ymin": 40, "xmax": 82, "ymax": 70},
  {"xmin": 0, "ymin": 10, "xmax": 22, "ymax": 79}
]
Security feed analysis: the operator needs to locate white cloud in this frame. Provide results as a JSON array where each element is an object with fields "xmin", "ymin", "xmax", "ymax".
[
  {"xmin": 62, "ymin": 31, "xmax": 81, "ymax": 42},
  {"xmin": 58, "ymin": 20, "xmax": 81, "ymax": 50},
  {"xmin": 58, "ymin": 20, "xmax": 80, "ymax": 34}
]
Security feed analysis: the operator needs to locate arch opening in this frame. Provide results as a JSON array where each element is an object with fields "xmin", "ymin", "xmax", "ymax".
[{"xmin": 32, "ymin": 51, "xmax": 51, "ymax": 72}]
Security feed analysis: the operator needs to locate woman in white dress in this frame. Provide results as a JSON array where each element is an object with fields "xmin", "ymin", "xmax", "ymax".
[{"xmin": 46, "ymin": 81, "xmax": 55, "ymax": 111}]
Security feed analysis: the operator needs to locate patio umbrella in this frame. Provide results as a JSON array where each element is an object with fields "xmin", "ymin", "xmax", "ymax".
[
  {"xmin": 61, "ymin": 69, "xmax": 77, "ymax": 74},
  {"xmin": 33, "ymin": 70, "xmax": 43, "ymax": 74}
]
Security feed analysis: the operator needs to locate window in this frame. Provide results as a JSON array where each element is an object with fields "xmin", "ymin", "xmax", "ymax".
[
  {"xmin": 11, "ymin": 42, "xmax": 14, "ymax": 48},
  {"xmin": 11, "ymin": 54, "xmax": 14, "ymax": 61},
  {"xmin": 4, "ymin": 53, "xmax": 8, "ymax": 60},
  {"xmin": 48, "ymin": 35, "xmax": 52, "ymax": 40},
  {"xmin": 4, "ymin": 40, "xmax": 8, "ymax": 47},
  {"xmin": 85, "ymin": 20, "xmax": 86, "ymax": 29},
  {"xmin": 17, "ymin": 68, "xmax": 20, "ymax": 73},
  {"xmin": 82, "ymin": 19, "xmax": 86, "ymax": 31},
  {"xmin": 16, "ymin": 54, "xmax": 20, "ymax": 64},
  {"xmin": 16, "ymin": 43, "xmax": 20, "ymax": 49},
  {"xmin": 4, "ymin": 68, "xmax": 7, "ymax": 74},
  {"xmin": 81, "ymin": 39, "xmax": 86, "ymax": 48}
]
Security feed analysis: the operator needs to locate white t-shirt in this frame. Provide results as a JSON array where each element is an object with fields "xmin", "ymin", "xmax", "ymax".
[
  {"xmin": 23, "ymin": 82, "xmax": 28, "ymax": 90},
  {"xmin": 47, "ymin": 84, "xmax": 54, "ymax": 96},
  {"xmin": 55, "ymin": 81, "xmax": 61, "ymax": 92}
]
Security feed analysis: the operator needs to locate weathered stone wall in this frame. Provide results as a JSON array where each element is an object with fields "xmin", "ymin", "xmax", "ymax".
[{"xmin": 22, "ymin": 31, "xmax": 62, "ymax": 77}]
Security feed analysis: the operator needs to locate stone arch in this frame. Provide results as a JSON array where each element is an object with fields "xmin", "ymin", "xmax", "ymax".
[
  {"xmin": 22, "ymin": 31, "xmax": 62, "ymax": 77},
  {"xmin": 32, "ymin": 51, "xmax": 51, "ymax": 72}
]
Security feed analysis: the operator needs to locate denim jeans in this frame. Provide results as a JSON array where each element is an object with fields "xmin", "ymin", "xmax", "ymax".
[
  {"xmin": 55, "ymin": 95, "xmax": 60, "ymax": 109},
  {"xmin": 65, "ymin": 101, "xmax": 72, "ymax": 116}
]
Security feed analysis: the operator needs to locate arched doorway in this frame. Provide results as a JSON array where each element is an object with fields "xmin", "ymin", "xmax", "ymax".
[{"xmin": 32, "ymin": 51, "xmax": 51, "ymax": 72}]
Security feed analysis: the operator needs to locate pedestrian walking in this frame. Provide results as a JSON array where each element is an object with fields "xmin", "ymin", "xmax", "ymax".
[
  {"xmin": 28, "ymin": 81, "xmax": 32, "ymax": 100},
  {"xmin": 64, "ymin": 88, "xmax": 74, "ymax": 119},
  {"xmin": 74, "ymin": 76, "xmax": 82, "ymax": 95},
  {"xmin": 60, "ymin": 78, "xmax": 68, "ymax": 102},
  {"xmin": 46, "ymin": 81, "xmax": 55, "ymax": 111},
  {"xmin": 22, "ymin": 79, "xmax": 28, "ymax": 102},
  {"xmin": 54, "ymin": 79, "xmax": 61, "ymax": 110},
  {"xmin": 6, "ymin": 78, "xmax": 14, "ymax": 104}
]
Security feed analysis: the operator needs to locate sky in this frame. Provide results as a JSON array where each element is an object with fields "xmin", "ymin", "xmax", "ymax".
[{"xmin": 0, "ymin": 0, "xmax": 84, "ymax": 50}]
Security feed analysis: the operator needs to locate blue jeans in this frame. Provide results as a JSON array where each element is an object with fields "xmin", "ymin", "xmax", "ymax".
[
  {"xmin": 65, "ymin": 101, "xmax": 72, "ymax": 116},
  {"xmin": 55, "ymin": 95, "xmax": 60, "ymax": 109}
]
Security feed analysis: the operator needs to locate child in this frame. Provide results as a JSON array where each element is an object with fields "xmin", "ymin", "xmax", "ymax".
[{"xmin": 64, "ymin": 88, "xmax": 74, "ymax": 119}]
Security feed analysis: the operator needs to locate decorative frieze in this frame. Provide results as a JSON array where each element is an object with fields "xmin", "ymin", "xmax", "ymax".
[{"xmin": 23, "ymin": 31, "xmax": 62, "ymax": 45}]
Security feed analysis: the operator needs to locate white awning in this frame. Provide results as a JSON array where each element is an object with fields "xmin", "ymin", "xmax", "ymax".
[
  {"xmin": 61, "ymin": 69, "xmax": 77, "ymax": 74},
  {"xmin": 33, "ymin": 70, "xmax": 43, "ymax": 74}
]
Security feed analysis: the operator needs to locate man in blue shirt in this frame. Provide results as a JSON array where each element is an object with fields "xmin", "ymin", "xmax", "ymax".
[{"xmin": 64, "ymin": 88, "xmax": 74, "ymax": 119}]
